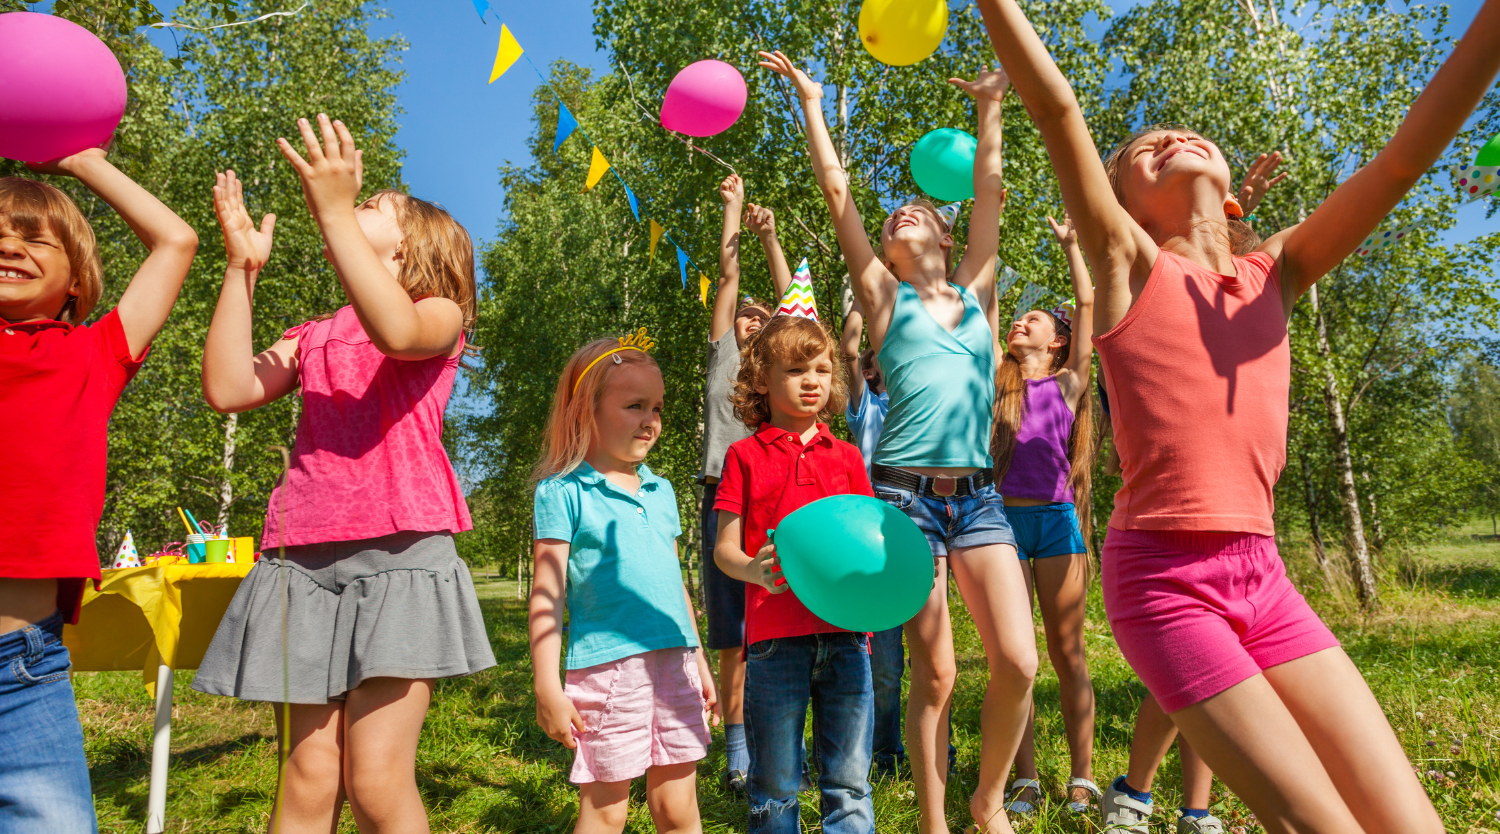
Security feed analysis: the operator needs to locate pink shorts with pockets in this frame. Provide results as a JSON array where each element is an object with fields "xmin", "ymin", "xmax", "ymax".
[
  {"xmin": 564, "ymin": 647, "xmax": 710, "ymax": 784},
  {"xmin": 1102, "ymin": 528, "xmax": 1341, "ymax": 712}
]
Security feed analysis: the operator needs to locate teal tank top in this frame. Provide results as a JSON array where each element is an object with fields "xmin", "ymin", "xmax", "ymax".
[{"xmin": 874, "ymin": 282, "xmax": 995, "ymax": 469}]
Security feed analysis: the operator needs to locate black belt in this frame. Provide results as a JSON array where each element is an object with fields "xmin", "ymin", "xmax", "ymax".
[{"xmin": 871, "ymin": 464, "xmax": 993, "ymax": 498}]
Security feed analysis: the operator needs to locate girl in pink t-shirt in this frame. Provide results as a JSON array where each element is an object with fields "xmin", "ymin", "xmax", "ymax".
[
  {"xmin": 194, "ymin": 115, "xmax": 494, "ymax": 833},
  {"xmin": 978, "ymin": 2, "xmax": 1498, "ymax": 833}
]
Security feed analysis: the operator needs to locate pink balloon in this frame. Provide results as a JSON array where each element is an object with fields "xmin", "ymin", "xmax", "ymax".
[
  {"xmin": 659, "ymin": 60, "xmax": 746, "ymax": 138},
  {"xmin": 0, "ymin": 12, "xmax": 126, "ymax": 164}
]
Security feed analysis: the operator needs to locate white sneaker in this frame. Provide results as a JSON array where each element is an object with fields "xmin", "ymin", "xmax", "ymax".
[
  {"xmin": 1102, "ymin": 779, "xmax": 1153, "ymax": 834},
  {"xmin": 1177, "ymin": 813, "xmax": 1224, "ymax": 834}
]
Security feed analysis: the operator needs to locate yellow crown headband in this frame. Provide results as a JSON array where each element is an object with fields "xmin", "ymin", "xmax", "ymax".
[{"xmin": 572, "ymin": 328, "xmax": 657, "ymax": 395}]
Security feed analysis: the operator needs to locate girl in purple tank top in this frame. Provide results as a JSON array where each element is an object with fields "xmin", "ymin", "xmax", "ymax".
[{"xmin": 991, "ymin": 214, "xmax": 1101, "ymax": 817}]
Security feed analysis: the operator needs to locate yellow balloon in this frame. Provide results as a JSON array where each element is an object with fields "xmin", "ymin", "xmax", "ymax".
[{"xmin": 858, "ymin": 0, "xmax": 949, "ymax": 67}]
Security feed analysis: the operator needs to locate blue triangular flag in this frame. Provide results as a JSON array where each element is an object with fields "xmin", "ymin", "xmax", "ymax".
[
  {"xmin": 471, "ymin": 0, "xmax": 489, "ymax": 21},
  {"xmin": 622, "ymin": 181, "xmax": 640, "ymax": 221},
  {"xmin": 677, "ymin": 246, "xmax": 689, "ymax": 289},
  {"xmin": 554, "ymin": 103, "xmax": 577, "ymax": 155}
]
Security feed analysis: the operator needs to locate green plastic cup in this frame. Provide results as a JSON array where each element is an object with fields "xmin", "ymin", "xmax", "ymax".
[{"xmin": 204, "ymin": 538, "xmax": 230, "ymax": 563}]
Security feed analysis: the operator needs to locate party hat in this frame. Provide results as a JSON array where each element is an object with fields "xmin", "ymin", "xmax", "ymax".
[
  {"xmin": 1013, "ymin": 282, "xmax": 1047, "ymax": 321},
  {"xmin": 1052, "ymin": 298, "xmax": 1076, "ymax": 329},
  {"xmin": 936, "ymin": 202, "xmax": 963, "ymax": 230},
  {"xmin": 112, "ymin": 531, "xmax": 142, "ymax": 570},
  {"xmin": 775, "ymin": 259, "xmax": 820, "ymax": 321}
]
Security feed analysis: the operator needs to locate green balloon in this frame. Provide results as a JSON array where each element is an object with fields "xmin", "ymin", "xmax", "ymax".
[
  {"xmin": 910, "ymin": 127, "xmax": 977, "ymax": 201},
  {"xmin": 1476, "ymin": 133, "xmax": 1500, "ymax": 167},
  {"xmin": 771, "ymin": 495, "xmax": 934, "ymax": 632}
]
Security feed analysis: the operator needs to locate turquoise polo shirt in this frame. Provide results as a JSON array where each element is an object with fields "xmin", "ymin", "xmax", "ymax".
[{"xmin": 533, "ymin": 462, "xmax": 697, "ymax": 669}]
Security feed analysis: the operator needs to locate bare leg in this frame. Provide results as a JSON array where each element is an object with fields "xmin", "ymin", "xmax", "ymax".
[
  {"xmin": 342, "ymin": 677, "xmax": 433, "ymax": 834},
  {"xmin": 905, "ymin": 558, "xmax": 956, "ymax": 834},
  {"xmin": 1032, "ymin": 552, "xmax": 1095, "ymax": 803},
  {"xmin": 269, "ymin": 701, "xmax": 345, "ymax": 834},
  {"xmin": 1178, "ymin": 735, "xmax": 1214, "ymax": 809},
  {"xmin": 645, "ymin": 761, "xmax": 704, "ymax": 834},
  {"xmin": 1125, "ymin": 692, "xmax": 1177, "ymax": 792},
  {"xmin": 575, "ymin": 779, "xmax": 631, "ymax": 834},
  {"xmin": 1009, "ymin": 566, "xmax": 1042, "ymax": 808},
  {"xmin": 949, "ymin": 542, "xmax": 1038, "ymax": 834},
  {"xmin": 719, "ymin": 649, "xmax": 746, "ymax": 725}
]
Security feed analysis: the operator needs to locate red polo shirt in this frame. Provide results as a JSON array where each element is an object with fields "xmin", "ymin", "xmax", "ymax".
[
  {"xmin": 0, "ymin": 309, "xmax": 146, "ymax": 622},
  {"xmin": 714, "ymin": 422, "xmax": 874, "ymax": 646}
]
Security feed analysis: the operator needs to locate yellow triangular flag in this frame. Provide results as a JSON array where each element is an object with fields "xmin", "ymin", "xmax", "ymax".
[
  {"xmin": 648, "ymin": 219, "xmax": 664, "ymax": 264},
  {"xmin": 699, "ymin": 272, "xmax": 711, "ymax": 308},
  {"xmin": 584, "ymin": 147, "xmax": 611, "ymax": 191},
  {"xmin": 489, "ymin": 24, "xmax": 523, "ymax": 83}
]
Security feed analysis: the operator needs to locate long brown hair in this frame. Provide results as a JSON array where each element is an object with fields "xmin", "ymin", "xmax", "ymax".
[
  {"xmin": 992, "ymin": 312, "xmax": 1095, "ymax": 553},
  {"xmin": 373, "ymin": 189, "xmax": 479, "ymax": 335},
  {"xmin": 0, "ymin": 178, "xmax": 103, "ymax": 324},
  {"xmin": 532, "ymin": 337, "xmax": 661, "ymax": 484},
  {"xmin": 731, "ymin": 315, "xmax": 848, "ymax": 429}
]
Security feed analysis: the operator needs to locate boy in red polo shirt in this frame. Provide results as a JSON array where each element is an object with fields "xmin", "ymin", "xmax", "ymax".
[
  {"xmin": 0, "ymin": 151, "xmax": 198, "ymax": 832},
  {"xmin": 714, "ymin": 313, "xmax": 876, "ymax": 834}
]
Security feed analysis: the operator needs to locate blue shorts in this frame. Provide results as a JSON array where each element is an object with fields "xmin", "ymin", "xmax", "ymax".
[
  {"xmin": 701, "ymin": 481, "xmax": 746, "ymax": 650},
  {"xmin": 872, "ymin": 477, "xmax": 1016, "ymax": 557},
  {"xmin": 1004, "ymin": 502, "xmax": 1087, "ymax": 560}
]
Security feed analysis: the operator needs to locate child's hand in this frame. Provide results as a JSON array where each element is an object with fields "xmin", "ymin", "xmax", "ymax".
[
  {"xmin": 746, "ymin": 204, "xmax": 777, "ymax": 237},
  {"xmin": 24, "ymin": 147, "xmax": 109, "ymax": 178},
  {"xmin": 696, "ymin": 651, "xmax": 721, "ymax": 727},
  {"xmin": 535, "ymin": 687, "xmax": 586, "ymax": 750},
  {"xmin": 719, "ymin": 174, "xmax": 745, "ymax": 208},
  {"xmin": 948, "ymin": 65, "xmax": 1011, "ymax": 103},
  {"xmin": 1236, "ymin": 151, "xmax": 1288, "ymax": 215},
  {"xmin": 749, "ymin": 543, "xmax": 787, "ymax": 594},
  {"xmin": 277, "ymin": 114, "xmax": 364, "ymax": 222},
  {"xmin": 757, "ymin": 50, "xmax": 823, "ymax": 102},
  {"xmin": 1047, "ymin": 213, "xmax": 1077, "ymax": 248},
  {"xmin": 213, "ymin": 170, "xmax": 277, "ymax": 274}
]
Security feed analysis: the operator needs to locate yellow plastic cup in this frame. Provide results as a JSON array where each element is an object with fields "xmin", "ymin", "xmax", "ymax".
[
  {"xmin": 204, "ymin": 538, "xmax": 230, "ymax": 563},
  {"xmin": 232, "ymin": 537, "xmax": 255, "ymax": 563}
]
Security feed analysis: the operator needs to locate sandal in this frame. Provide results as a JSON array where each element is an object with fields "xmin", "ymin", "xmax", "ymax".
[
  {"xmin": 1065, "ymin": 777, "xmax": 1102, "ymax": 814},
  {"xmin": 1002, "ymin": 777, "xmax": 1042, "ymax": 815}
]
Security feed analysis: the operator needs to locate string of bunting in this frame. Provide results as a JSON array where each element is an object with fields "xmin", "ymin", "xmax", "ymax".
[{"xmin": 480, "ymin": 12, "xmax": 715, "ymax": 308}]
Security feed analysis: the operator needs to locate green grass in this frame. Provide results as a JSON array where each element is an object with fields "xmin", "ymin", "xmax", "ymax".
[{"xmin": 80, "ymin": 523, "xmax": 1500, "ymax": 833}]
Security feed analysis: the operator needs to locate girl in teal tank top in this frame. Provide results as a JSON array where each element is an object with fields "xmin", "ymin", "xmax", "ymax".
[{"xmin": 762, "ymin": 50, "xmax": 1038, "ymax": 834}]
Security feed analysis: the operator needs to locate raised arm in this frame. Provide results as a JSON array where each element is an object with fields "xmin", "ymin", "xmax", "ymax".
[
  {"xmin": 202, "ymin": 170, "xmax": 300, "ymax": 413},
  {"xmin": 1049, "ymin": 213, "xmax": 1095, "ymax": 401},
  {"xmin": 530, "ymin": 539, "xmax": 585, "ymax": 749},
  {"xmin": 711, "ymin": 174, "xmax": 745, "ymax": 342},
  {"xmin": 29, "ymin": 149, "xmax": 198, "ymax": 356},
  {"xmin": 974, "ymin": 0, "xmax": 1156, "ymax": 333},
  {"xmin": 746, "ymin": 204, "xmax": 795, "ymax": 298},
  {"xmin": 1268, "ymin": 0, "xmax": 1500, "ymax": 298},
  {"xmin": 278, "ymin": 114, "xmax": 463, "ymax": 361},
  {"xmin": 758, "ymin": 51, "xmax": 898, "ymax": 344},
  {"xmin": 841, "ymin": 284, "xmax": 867, "ymax": 403},
  {"xmin": 949, "ymin": 67, "xmax": 1010, "ymax": 307}
]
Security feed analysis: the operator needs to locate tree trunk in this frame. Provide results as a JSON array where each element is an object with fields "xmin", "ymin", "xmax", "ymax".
[
  {"xmin": 1309, "ymin": 285, "xmax": 1378, "ymax": 609},
  {"xmin": 217, "ymin": 412, "xmax": 238, "ymax": 531},
  {"xmin": 1299, "ymin": 452, "xmax": 1332, "ymax": 584},
  {"xmin": 516, "ymin": 544, "xmax": 525, "ymax": 599}
]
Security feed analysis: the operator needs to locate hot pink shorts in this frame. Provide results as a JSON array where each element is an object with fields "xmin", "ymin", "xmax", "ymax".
[
  {"xmin": 1102, "ymin": 528, "xmax": 1340, "ymax": 712},
  {"xmin": 564, "ymin": 647, "xmax": 710, "ymax": 784}
]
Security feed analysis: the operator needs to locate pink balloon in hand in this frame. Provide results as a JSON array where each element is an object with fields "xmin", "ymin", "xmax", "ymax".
[
  {"xmin": 0, "ymin": 12, "xmax": 127, "ymax": 164},
  {"xmin": 660, "ymin": 60, "xmax": 747, "ymax": 138}
]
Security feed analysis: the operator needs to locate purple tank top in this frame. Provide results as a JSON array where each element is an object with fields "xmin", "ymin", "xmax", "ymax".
[{"xmin": 998, "ymin": 375, "xmax": 1074, "ymax": 503}]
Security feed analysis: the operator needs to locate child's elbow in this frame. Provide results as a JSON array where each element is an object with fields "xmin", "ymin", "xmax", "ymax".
[{"xmin": 163, "ymin": 227, "xmax": 200, "ymax": 257}]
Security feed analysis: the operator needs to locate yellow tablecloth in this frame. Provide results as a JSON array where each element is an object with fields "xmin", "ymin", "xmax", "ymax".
[{"xmin": 62, "ymin": 561, "xmax": 254, "ymax": 696}]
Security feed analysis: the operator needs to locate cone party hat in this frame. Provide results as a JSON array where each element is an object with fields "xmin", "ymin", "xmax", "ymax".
[{"xmin": 775, "ymin": 259, "xmax": 820, "ymax": 321}]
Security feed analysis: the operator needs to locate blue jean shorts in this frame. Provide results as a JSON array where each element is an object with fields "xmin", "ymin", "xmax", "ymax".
[
  {"xmin": 872, "ymin": 477, "xmax": 1016, "ymax": 557},
  {"xmin": 1004, "ymin": 502, "xmax": 1088, "ymax": 560}
]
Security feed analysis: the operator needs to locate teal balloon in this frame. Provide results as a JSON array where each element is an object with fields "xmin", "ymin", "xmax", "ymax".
[
  {"xmin": 910, "ymin": 128, "xmax": 976, "ymax": 201},
  {"xmin": 772, "ymin": 495, "xmax": 934, "ymax": 632}
]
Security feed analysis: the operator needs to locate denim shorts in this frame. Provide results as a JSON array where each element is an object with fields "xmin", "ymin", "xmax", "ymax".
[
  {"xmin": 872, "ymin": 477, "xmax": 1016, "ymax": 557},
  {"xmin": 1004, "ymin": 502, "xmax": 1088, "ymax": 560}
]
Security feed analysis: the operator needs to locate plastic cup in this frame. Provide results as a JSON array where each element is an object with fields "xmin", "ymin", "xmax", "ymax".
[
  {"xmin": 232, "ymin": 537, "xmax": 255, "ymax": 563},
  {"xmin": 186, "ymin": 533, "xmax": 208, "ymax": 563},
  {"xmin": 204, "ymin": 538, "xmax": 230, "ymax": 563}
]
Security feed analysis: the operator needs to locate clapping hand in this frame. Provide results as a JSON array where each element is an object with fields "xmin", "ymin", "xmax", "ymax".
[
  {"xmin": 277, "ymin": 114, "xmax": 364, "ymax": 221},
  {"xmin": 213, "ymin": 170, "xmax": 276, "ymax": 274}
]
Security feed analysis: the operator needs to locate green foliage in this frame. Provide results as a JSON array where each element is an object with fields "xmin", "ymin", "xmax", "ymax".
[{"xmin": 1450, "ymin": 352, "xmax": 1500, "ymax": 528}]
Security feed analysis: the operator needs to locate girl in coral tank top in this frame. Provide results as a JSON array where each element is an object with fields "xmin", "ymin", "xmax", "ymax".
[{"xmin": 976, "ymin": 1, "xmax": 1499, "ymax": 832}]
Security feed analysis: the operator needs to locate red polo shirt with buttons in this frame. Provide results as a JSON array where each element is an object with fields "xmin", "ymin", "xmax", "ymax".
[
  {"xmin": 714, "ymin": 422, "xmax": 874, "ymax": 647},
  {"xmin": 0, "ymin": 309, "xmax": 146, "ymax": 622}
]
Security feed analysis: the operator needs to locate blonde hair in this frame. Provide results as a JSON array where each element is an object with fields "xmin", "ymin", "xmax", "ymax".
[
  {"xmin": 532, "ymin": 337, "xmax": 661, "ymax": 483},
  {"xmin": 372, "ymin": 190, "xmax": 479, "ymax": 336},
  {"xmin": 0, "ymin": 178, "xmax": 102, "ymax": 324},
  {"xmin": 1102, "ymin": 125, "xmax": 1262, "ymax": 256},
  {"xmin": 731, "ymin": 315, "xmax": 848, "ymax": 429}
]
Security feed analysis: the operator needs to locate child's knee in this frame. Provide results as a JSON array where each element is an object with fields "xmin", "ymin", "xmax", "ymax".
[
  {"xmin": 283, "ymin": 743, "xmax": 343, "ymax": 803},
  {"xmin": 991, "ymin": 642, "xmax": 1039, "ymax": 684},
  {"xmin": 908, "ymin": 656, "xmax": 957, "ymax": 699}
]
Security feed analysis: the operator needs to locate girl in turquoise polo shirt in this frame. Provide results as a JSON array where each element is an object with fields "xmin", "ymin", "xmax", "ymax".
[{"xmin": 529, "ymin": 333, "xmax": 720, "ymax": 833}]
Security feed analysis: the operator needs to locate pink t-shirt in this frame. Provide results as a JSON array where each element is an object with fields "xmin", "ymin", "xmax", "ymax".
[
  {"xmin": 262, "ymin": 306, "xmax": 472, "ymax": 548},
  {"xmin": 1093, "ymin": 250, "xmax": 1288, "ymax": 536}
]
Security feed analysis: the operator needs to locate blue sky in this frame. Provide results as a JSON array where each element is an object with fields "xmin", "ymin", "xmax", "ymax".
[{"xmin": 128, "ymin": 0, "xmax": 1495, "ymax": 253}]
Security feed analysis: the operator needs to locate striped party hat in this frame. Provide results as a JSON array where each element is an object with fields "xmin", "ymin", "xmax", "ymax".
[{"xmin": 775, "ymin": 258, "xmax": 819, "ymax": 321}]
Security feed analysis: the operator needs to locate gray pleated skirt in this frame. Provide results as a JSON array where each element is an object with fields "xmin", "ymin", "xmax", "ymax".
[{"xmin": 192, "ymin": 531, "xmax": 497, "ymax": 704}]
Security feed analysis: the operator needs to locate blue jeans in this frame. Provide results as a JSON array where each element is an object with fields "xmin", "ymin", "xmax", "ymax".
[
  {"xmin": 745, "ymin": 633, "xmax": 874, "ymax": 834},
  {"xmin": 870, "ymin": 626, "xmax": 957, "ymax": 777},
  {"xmin": 0, "ymin": 612, "xmax": 97, "ymax": 834}
]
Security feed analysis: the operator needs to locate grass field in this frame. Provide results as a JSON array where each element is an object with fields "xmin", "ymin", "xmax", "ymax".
[{"xmin": 80, "ymin": 520, "xmax": 1500, "ymax": 833}]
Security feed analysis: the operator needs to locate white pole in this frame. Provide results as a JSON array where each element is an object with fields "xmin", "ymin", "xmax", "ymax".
[{"xmin": 145, "ymin": 662, "xmax": 173, "ymax": 834}]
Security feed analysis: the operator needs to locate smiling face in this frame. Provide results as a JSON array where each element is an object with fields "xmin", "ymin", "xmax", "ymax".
[
  {"xmin": 758, "ymin": 346, "xmax": 834, "ymax": 422},
  {"xmin": 0, "ymin": 215, "xmax": 77, "ymax": 324},
  {"xmin": 879, "ymin": 203, "xmax": 953, "ymax": 265},
  {"xmin": 1112, "ymin": 128, "xmax": 1235, "ymax": 226},
  {"xmin": 590, "ymin": 361, "xmax": 665, "ymax": 467},
  {"xmin": 1006, "ymin": 310, "xmax": 1068, "ymax": 360},
  {"xmin": 734, "ymin": 304, "xmax": 771, "ymax": 347}
]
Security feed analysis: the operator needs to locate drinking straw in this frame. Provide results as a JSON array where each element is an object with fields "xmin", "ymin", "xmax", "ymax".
[
  {"xmin": 176, "ymin": 507, "xmax": 195, "ymax": 536},
  {"xmin": 183, "ymin": 507, "xmax": 204, "ymax": 534}
]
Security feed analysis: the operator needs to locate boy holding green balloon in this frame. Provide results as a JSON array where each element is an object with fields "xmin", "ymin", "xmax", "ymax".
[{"xmin": 714, "ymin": 313, "xmax": 877, "ymax": 834}]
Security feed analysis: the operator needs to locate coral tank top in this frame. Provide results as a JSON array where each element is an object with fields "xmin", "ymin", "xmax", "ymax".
[
  {"xmin": 262, "ymin": 306, "xmax": 472, "ymax": 548},
  {"xmin": 1093, "ymin": 251, "xmax": 1288, "ymax": 536},
  {"xmin": 998, "ymin": 376, "xmax": 1074, "ymax": 503}
]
